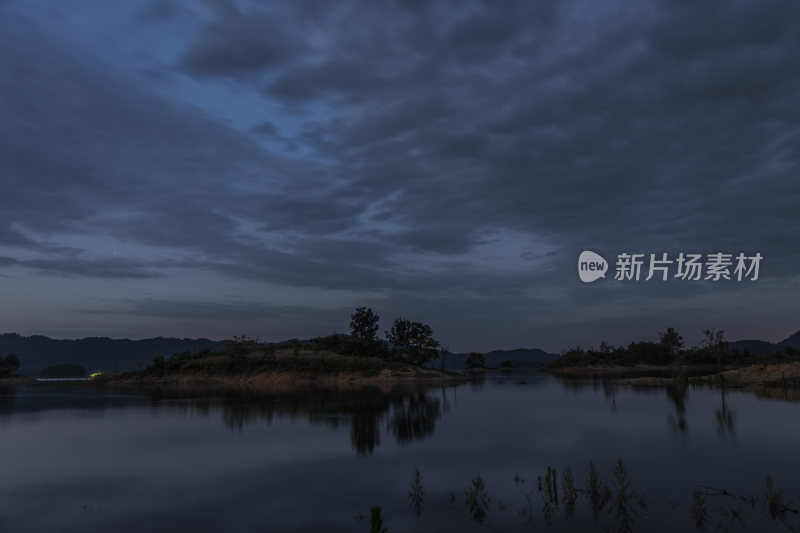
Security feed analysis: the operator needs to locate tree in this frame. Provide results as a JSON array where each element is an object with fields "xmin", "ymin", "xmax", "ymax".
[
  {"xmin": 0, "ymin": 353, "xmax": 20, "ymax": 377},
  {"xmin": 150, "ymin": 355, "xmax": 167, "ymax": 376},
  {"xmin": 702, "ymin": 328, "xmax": 726, "ymax": 349},
  {"xmin": 465, "ymin": 352, "xmax": 486, "ymax": 369},
  {"xmin": 703, "ymin": 328, "xmax": 727, "ymax": 370},
  {"xmin": 350, "ymin": 307, "xmax": 381, "ymax": 341},
  {"xmin": 658, "ymin": 327, "xmax": 684, "ymax": 359},
  {"xmin": 386, "ymin": 318, "xmax": 440, "ymax": 366}
]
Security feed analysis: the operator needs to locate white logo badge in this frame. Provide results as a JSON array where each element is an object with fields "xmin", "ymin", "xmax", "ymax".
[{"xmin": 578, "ymin": 250, "xmax": 608, "ymax": 283}]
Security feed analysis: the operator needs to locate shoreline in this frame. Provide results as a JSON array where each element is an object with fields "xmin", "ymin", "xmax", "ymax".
[
  {"xmin": 542, "ymin": 362, "xmax": 800, "ymax": 395},
  {"xmin": 94, "ymin": 367, "xmax": 469, "ymax": 393},
  {"xmin": 0, "ymin": 376, "xmax": 38, "ymax": 385}
]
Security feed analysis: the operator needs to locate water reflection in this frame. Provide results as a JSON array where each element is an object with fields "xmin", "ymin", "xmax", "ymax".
[
  {"xmin": 553, "ymin": 377, "xmax": 745, "ymax": 438},
  {"xmin": 468, "ymin": 371, "xmax": 486, "ymax": 390},
  {"xmin": 666, "ymin": 382, "xmax": 688, "ymax": 434},
  {"xmin": 602, "ymin": 380, "xmax": 617, "ymax": 411},
  {"xmin": 715, "ymin": 388, "xmax": 736, "ymax": 437},
  {"xmin": 0, "ymin": 383, "xmax": 453, "ymax": 455},
  {"xmin": 0, "ymin": 385, "xmax": 16, "ymax": 414},
  {"xmin": 389, "ymin": 392, "xmax": 441, "ymax": 445},
  {"xmin": 3, "ymin": 375, "xmax": 800, "ymax": 533},
  {"xmin": 137, "ymin": 385, "xmax": 446, "ymax": 455}
]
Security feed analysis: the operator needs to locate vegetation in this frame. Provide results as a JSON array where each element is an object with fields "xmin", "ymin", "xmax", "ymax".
[
  {"xmin": 465, "ymin": 352, "xmax": 487, "ymax": 369},
  {"xmin": 545, "ymin": 327, "xmax": 800, "ymax": 370},
  {"xmin": 350, "ymin": 307, "xmax": 381, "ymax": 341},
  {"xmin": 659, "ymin": 327, "xmax": 684, "ymax": 358},
  {"xmin": 128, "ymin": 308, "xmax": 446, "ymax": 379},
  {"xmin": 310, "ymin": 333, "xmax": 391, "ymax": 360},
  {"xmin": 369, "ymin": 506, "xmax": 387, "ymax": 533},
  {"xmin": 136, "ymin": 342, "xmax": 403, "ymax": 378},
  {"xmin": 385, "ymin": 317, "xmax": 441, "ymax": 366},
  {"xmin": 0, "ymin": 353, "xmax": 20, "ymax": 377},
  {"xmin": 364, "ymin": 461, "xmax": 799, "ymax": 533},
  {"xmin": 408, "ymin": 468, "xmax": 424, "ymax": 519}
]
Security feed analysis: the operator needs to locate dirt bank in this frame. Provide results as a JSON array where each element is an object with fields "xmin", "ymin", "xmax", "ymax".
[
  {"xmin": 718, "ymin": 362, "xmax": 800, "ymax": 385},
  {"xmin": 96, "ymin": 366, "xmax": 467, "ymax": 393},
  {"xmin": 543, "ymin": 364, "xmax": 669, "ymax": 377},
  {"xmin": 552, "ymin": 363, "xmax": 800, "ymax": 400}
]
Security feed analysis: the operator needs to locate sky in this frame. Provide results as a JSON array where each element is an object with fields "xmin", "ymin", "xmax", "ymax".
[{"xmin": 1, "ymin": 0, "xmax": 799, "ymax": 352}]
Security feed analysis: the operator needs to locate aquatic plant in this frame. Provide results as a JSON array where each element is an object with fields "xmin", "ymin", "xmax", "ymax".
[
  {"xmin": 561, "ymin": 466, "xmax": 577, "ymax": 518},
  {"xmin": 464, "ymin": 474, "xmax": 491, "ymax": 525},
  {"xmin": 408, "ymin": 467, "xmax": 424, "ymax": 519},
  {"xmin": 393, "ymin": 463, "xmax": 798, "ymax": 532},
  {"xmin": 369, "ymin": 506, "xmax": 387, "ymax": 533},
  {"xmin": 691, "ymin": 487, "xmax": 709, "ymax": 530}
]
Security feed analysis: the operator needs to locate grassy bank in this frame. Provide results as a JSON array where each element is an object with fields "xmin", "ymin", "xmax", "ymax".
[
  {"xmin": 545, "ymin": 362, "xmax": 800, "ymax": 401},
  {"xmin": 542, "ymin": 327, "xmax": 800, "ymax": 376},
  {"xmin": 95, "ymin": 336, "xmax": 466, "ymax": 390}
]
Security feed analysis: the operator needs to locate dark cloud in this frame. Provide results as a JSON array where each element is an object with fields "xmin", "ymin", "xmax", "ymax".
[
  {"xmin": 0, "ymin": 256, "xmax": 163, "ymax": 279},
  {"xmin": 179, "ymin": 1, "xmax": 303, "ymax": 79},
  {"xmin": 138, "ymin": 0, "xmax": 184, "ymax": 22},
  {"xmin": 1, "ymin": 0, "xmax": 798, "ymax": 348},
  {"xmin": 87, "ymin": 298, "xmax": 322, "ymax": 321}
]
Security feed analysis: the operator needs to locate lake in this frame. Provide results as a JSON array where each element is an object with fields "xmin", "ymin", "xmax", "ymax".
[{"xmin": 1, "ymin": 372, "xmax": 799, "ymax": 532}]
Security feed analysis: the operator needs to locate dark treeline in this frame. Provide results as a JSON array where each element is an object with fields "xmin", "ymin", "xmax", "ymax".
[
  {"xmin": 140, "ymin": 307, "xmax": 447, "ymax": 378},
  {"xmin": 0, "ymin": 354, "xmax": 20, "ymax": 377},
  {"xmin": 546, "ymin": 327, "xmax": 800, "ymax": 369}
]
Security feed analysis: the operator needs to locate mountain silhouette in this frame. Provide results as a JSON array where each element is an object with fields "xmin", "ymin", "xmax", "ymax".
[{"xmin": 0, "ymin": 333, "xmax": 226, "ymax": 374}]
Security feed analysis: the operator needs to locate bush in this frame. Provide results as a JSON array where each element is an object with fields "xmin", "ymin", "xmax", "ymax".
[
  {"xmin": 386, "ymin": 318, "xmax": 440, "ymax": 366},
  {"xmin": 0, "ymin": 354, "xmax": 20, "ymax": 377},
  {"xmin": 309, "ymin": 334, "xmax": 392, "ymax": 359},
  {"xmin": 465, "ymin": 352, "xmax": 486, "ymax": 369}
]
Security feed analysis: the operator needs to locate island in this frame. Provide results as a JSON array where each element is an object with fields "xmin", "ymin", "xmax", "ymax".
[
  {"xmin": 95, "ymin": 312, "xmax": 468, "ymax": 391},
  {"xmin": 541, "ymin": 327, "xmax": 800, "ymax": 398}
]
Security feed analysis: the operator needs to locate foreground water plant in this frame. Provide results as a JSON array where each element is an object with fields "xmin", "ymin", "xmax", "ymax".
[{"xmin": 366, "ymin": 459, "xmax": 799, "ymax": 532}]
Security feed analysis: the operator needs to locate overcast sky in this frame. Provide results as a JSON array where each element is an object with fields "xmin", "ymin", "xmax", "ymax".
[{"xmin": 1, "ymin": 0, "xmax": 798, "ymax": 352}]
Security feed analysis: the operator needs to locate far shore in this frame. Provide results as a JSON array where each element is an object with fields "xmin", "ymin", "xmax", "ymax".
[
  {"xmin": 0, "ymin": 376, "xmax": 38, "ymax": 385},
  {"xmin": 543, "ymin": 362, "xmax": 800, "ymax": 395},
  {"xmin": 94, "ymin": 366, "xmax": 469, "ymax": 393}
]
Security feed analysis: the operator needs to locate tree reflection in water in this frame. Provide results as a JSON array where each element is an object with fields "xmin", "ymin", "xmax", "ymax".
[
  {"xmin": 715, "ymin": 388, "xmax": 736, "ymax": 437},
  {"xmin": 666, "ymin": 382, "xmax": 689, "ymax": 435},
  {"xmin": 0, "ymin": 385, "xmax": 16, "ymax": 415},
  {"xmin": 602, "ymin": 380, "xmax": 617, "ymax": 411},
  {"xmin": 556, "ymin": 376, "xmax": 740, "ymax": 438},
  {"xmin": 390, "ymin": 392, "xmax": 441, "ymax": 445},
  {"xmin": 146, "ymin": 385, "xmax": 446, "ymax": 456}
]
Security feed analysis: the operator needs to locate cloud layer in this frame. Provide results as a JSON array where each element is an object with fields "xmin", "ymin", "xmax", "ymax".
[{"xmin": 1, "ymin": 0, "xmax": 798, "ymax": 350}]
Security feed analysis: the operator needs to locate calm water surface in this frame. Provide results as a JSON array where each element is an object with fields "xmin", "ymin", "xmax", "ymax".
[{"xmin": 1, "ymin": 372, "xmax": 799, "ymax": 532}]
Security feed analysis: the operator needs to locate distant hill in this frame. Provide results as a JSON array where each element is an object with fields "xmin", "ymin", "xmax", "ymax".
[
  {"xmin": 5, "ymin": 327, "xmax": 795, "ymax": 376},
  {"xmin": 728, "ymin": 329, "xmax": 800, "ymax": 356},
  {"xmin": 0, "ymin": 333, "xmax": 227, "ymax": 374},
  {"xmin": 778, "ymin": 330, "xmax": 800, "ymax": 349},
  {"xmin": 727, "ymin": 339, "xmax": 781, "ymax": 355},
  {"xmin": 437, "ymin": 347, "xmax": 557, "ymax": 370}
]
